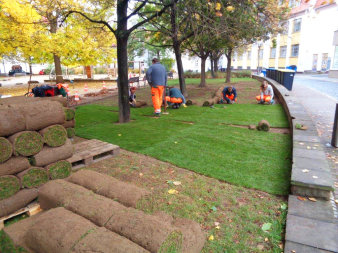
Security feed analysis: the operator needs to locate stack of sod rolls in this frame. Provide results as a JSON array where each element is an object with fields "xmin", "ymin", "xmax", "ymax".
[
  {"xmin": 63, "ymin": 108, "xmax": 76, "ymax": 138},
  {"xmin": 0, "ymin": 97, "xmax": 74, "ymax": 217}
]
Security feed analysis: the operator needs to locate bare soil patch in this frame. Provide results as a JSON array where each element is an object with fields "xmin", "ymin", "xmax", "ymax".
[{"xmin": 222, "ymin": 123, "xmax": 290, "ymax": 134}]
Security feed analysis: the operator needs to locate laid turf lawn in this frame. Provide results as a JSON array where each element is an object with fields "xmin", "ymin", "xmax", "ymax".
[{"xmin": 75, "ymin": 103, "xmax": 291, "ymax": 195}]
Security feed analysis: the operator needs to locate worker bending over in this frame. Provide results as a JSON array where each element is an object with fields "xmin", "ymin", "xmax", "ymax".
[
  {"xmin": 129, "ymin": 87, "xmax": 137, "ymax": 107},
  {"xmin": 165, "ymin": 87, "xmax": 187, "ymax": 109},
  {"xmin": 256, "ymin": 81, "xmax": 274, "ymax": 104},
  {"xmin": 146, "ymin": 58, "xmax": 167, "ymax": 116},
  {"xmin": 220, "ymin": 86, "xmax": 237, "ymax": 104}
]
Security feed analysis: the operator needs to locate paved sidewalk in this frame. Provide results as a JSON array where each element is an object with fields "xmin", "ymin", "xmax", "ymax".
[{"xmin": 291, "ymin": 75, "xmax": 338, "ymax": 201}]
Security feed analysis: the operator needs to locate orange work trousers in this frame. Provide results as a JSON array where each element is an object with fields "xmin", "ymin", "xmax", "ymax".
[
  {"xmin": 151, "ymin": 86, "xmax": 165, "ymax": 113},
  {"xmin": 165, "ymin": 96, "xmax": 183, "ymax": 104},
  {"xmin": 256, "ymin": 95, "xmax": 271, "ymax": 103},
  {"xmin": 226, "ymin": 94, "xmax": 237, "ymax": 102}
]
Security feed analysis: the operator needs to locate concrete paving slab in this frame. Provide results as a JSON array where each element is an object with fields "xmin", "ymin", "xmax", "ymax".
[
  {"xmin": 293, "ymin": 141, "xmax": 324, "ymax": 151},
  {"xmin": 285, "ymin": 241, "xmax": 333, "ymax": 253},
  {"xmin": 293, "ymin": 134, "xmax": 321, "ymax": 142},
  {"xmin": 293, "ymin": 148, "xmax": 327, "ymax": 160},
  {"xmin": 293, "ymin": 156, "xmax": 331, "ymax": 172},
  {"xmin": 287, "ymin": 195, "xmax": 335, "ymax": 223},
  {"xmin": 285, "ymin": 214, "xmax": 338, "ymax": 252},
  {"xmin": 291, "ymin": 166, "xmax": 334, "ymax": 191}
]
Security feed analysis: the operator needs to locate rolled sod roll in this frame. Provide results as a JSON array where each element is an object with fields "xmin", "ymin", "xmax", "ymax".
[
  {"xmin": 39, "ymin": 180, "xmax": 183, "ymax": 252},
  {"xmin": 25, "ymin": 207, "xmax": 97, "ymax": 253},
  {"xmin": 46, "ymin": 160, "xmax": 71, "ymax": 180},
  {"xmin": 12, "ymin": 100, "xmax": 65, "ymax": 131},
  {"xmin": 67, "ymin": 170, "xmax": 150, "ymax": 208},
  {"xmin": 30, "ymin": 139, "xmax": 73, "ymax": 167},
  {"xmin": 0, "ymin": 96, "xmax": 36, "ymax": 105},
  {"xmin": 64, "ymin": 108, "xmax": 75, "ymax": 121},
  {"xmin": 185, "ymin": 99, "xmax": 195, "ymax": 106},
  {"xmin": 257, "ymin": 120, "xmax": 270, "ymax": 132},
  {"xmin": 8, "ymin": 131, "xmax": 44, "ymax": 156},
  {"xmin": 24, "ymin": 207, "xmax": 149, "ymax": 253},
  {"xmin": 39, "ymin": 125, "xmax": 67, "ymax": 147},
  {"xmin": 0, "ymin": 137, "xmax": 12, "ymax": 163},
  {"xmin": 0, "ymin": 105, "xmax": 26, "ymax": 137},
  {"xmin": 0, "ymin": 175, "xmax": 21, "ymax": 200},
  {"xmin": 70, "ymin": 227, "xmax": 150, "ymax": 253},
  {"xmin": 0, "ymin": 157, "xmax": 30, "ymax": 177},
  {"xmin": 39, "ymin": 180, "xmax": 121, "ymax": 226},
  {"xmin": 62, "ymin": 119, "xmax": 75, "ymax": 128},
  {"xmin": 202, "ymin": 97, "xmax": 219, "ymax": 107},
  {"xmin": 134, "ymin": 101, "xmax": 147, "ymax": 108},
  {"xmin": 0, "ymin": 188, "xmax": 38, "ymax": 217},
  {"xmin": 17, "ymin": 167, "xmax": 49, "ymax": 188},
  {"xmin": 41, "ymin": 96, "xmax": 68, "ymax": 107},
  {"xmin": 66, "ymin": 127, "xmax": 75, "ymax": 138}
]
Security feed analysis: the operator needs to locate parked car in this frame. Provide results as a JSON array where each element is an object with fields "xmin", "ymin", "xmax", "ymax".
[
  {"xmin": 39, "ymin": 69, "xmax": 46, "ymax": 75},
  {"xmin": 8, "ymin": 65, "xmax": 30, "ymax": 76}
]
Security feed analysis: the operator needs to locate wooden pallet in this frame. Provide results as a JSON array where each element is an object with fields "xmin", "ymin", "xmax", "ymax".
[
  {"xmin": 0, "ymin": 202, "xmax": 41, "ymax": 230},
  {"xmin": 67, "ymin": 139, "xmax": 120, "ymax": 169}
]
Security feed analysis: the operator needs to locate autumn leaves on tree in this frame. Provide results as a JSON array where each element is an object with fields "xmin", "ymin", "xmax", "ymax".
[{"xmin": 0, "ymin": 0, "xmax": 288, "ymax": 123}]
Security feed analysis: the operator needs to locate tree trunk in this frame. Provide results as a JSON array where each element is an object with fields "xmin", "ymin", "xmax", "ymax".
[
  {"xmin": 173, "ymin": 43, "xmax": 187, "ymax": 97},
  {"xmin": 214, "ymin": 57, "xmax": 219, "ymax": 74},
  {"xmin": 53, "ymin": 54, "xmax": 63, "ymax": 83},
  {"xmin": 199, "ymin": 56, "xmax": 207, "ymax": 87},
  {"xmin": 116, "ymin": 0, "xmax": 130, "ymax": 123},
  {"xmin": 225, "ymin": 49, "xmax": 232, "ymax": 83},
  {"xmin": 50, "ymin": 20, "xmax": 63, "ymax": 83},
  {"xmin": 210, "ymin": 56, "xmax": 215, "ymax": 78}
]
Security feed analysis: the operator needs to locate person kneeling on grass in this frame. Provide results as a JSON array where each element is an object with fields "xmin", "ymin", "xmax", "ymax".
[
  {"xmin": 129, "ymin": 87, "xmax": 137, "ymax": 107},
  {"xmin": 256, "ymin": 81, "xmax": 274, "ymax": 104},
  {"xmin": 165, "ymin": 87, "xmax": 187, "ymax": 109},
  {"xmin": 220, "ymin": 86, "xmax": 237, "ymax": 104}
]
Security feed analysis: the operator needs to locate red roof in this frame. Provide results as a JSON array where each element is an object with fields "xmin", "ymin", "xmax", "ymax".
[
  {"xmin": 290, "ymin": 0, "xmax": 311, "ymax": 15},
  {"xmin": 290, "ymin": 0, "xmax": 335, "ymax": 15}
]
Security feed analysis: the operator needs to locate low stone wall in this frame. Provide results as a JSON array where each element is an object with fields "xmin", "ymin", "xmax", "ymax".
[{"xmin": 252, "ymin": 75, "xmax": 337, "ymax": 253}]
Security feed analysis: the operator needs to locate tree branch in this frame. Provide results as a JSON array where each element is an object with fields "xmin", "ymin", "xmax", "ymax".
[{"xmin": 61, "ymin": 10, "xmax": 116, "ymax": 34}]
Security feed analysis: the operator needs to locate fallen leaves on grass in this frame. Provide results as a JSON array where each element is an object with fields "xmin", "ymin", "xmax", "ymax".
[
  {"xmin": 261, "ymin": 223, "xmax": 272, "ymax": 232},
  {"xmin": 168, "ymin": 189, "xmax": 179, "ymax": 194},
  {"xmin": 208, "ymin": 235, "xmax": 214, "ymax": 241},
  {"xmin": 280, "ymin": 203, "xmax": 287, "ymax": 210},
  {"xmin": 210, "ymin": 206, "xmax": 217, "ymax": 212}
]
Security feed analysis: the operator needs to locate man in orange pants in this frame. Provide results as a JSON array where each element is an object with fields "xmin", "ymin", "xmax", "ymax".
[
  {"xmin": 146, "ymin": 58, "xmax": 167, "ymax": 116},
  {"xmin": 165, "ymin": 87, "xmax": 186, "ymax": 109}
]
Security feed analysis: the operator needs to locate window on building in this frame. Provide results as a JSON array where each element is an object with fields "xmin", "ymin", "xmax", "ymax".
[
  {"xmin": 281, "ymin": 21, "xmax": 289, "ymax": 35},
  {"xmin": 289, "ymin": 0, "xmax": 301, "ymax": 7},
  {"xmin": 270, "ymin": 48, "xmax": 276, "ymax": 58},
  {"xmin": 238, "ymin": 66, "xmax": 243, "ymax": 70},
  {"xmin": 259, "ymin": 49, "xmax": 263, "ymax": 59},
  {"xmin": 280, "ymin": 46, "xmax": 287, "ymax": 58},
  {"xmin": 293, "ymin": 18, "xmax": 301, "ymax": 33},
  {"xmin": 247, "ymin": 51, "xmax": 251, "ymax": 60},
  {"xmin": 291, "ymin": 44, "xmax": 299, "ymax": 57},
  {"xmin": 247, "ymin": 66, "xmax": 251, "ymax": 70}
]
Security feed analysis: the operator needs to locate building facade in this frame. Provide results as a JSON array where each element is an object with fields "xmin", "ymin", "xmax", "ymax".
[{"xmin": 229, "ymin": 0, "xmax": 338, "ymax": 73}]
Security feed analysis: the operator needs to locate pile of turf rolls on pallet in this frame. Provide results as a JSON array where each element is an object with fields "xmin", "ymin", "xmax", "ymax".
[{"xmin": 0, "ymin": 97, "xmax": 75, "ymax": 217}]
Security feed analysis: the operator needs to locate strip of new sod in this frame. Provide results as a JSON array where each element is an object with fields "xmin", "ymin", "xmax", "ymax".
[{"xmin": 75, "ymin": 103, "xmax": 291, "ymax": 195}]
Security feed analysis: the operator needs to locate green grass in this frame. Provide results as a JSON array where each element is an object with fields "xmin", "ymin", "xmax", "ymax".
[
  {"xmin": 0, "ymin": 230, "xmax": 28, "ymax": 253},
  {"xmin": 76, "ymin": 103, "xmax": 291, "ymax": 195}
]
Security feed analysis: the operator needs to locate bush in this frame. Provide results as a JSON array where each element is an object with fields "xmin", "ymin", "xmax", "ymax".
[
  {"xmin": 184, "ymin": 71, "xmax": 201, "ymax": 78},
  {"xmin": 231, "ymin": 70, "xmax": 252, "ymax": 78},
  {"xmin": 93, "ymin": 67, "xmax": 107, "ymax": 74}
]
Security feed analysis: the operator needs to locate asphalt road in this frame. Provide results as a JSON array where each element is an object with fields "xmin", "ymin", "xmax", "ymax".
[{"xmin": 293, "ymin": 74, "xmax": 338, "ymax": 101}]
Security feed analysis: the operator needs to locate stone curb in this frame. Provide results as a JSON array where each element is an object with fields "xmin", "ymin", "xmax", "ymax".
[{"xmin": 252, "ymin": 75, "xmax": 337, "ymax": 253}]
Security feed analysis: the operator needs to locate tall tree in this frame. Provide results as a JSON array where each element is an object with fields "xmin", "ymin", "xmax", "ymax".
[
  {"xmin": 64, "ymin": 0, "xmax": 177, "ymax": 123},
  {"xmin": 133, "ymin": 0, "xmax": 194, "ymax": 96},
  {"xmin": 0, "ymin": 0, "xmax": 117, "ymax": 80}
]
